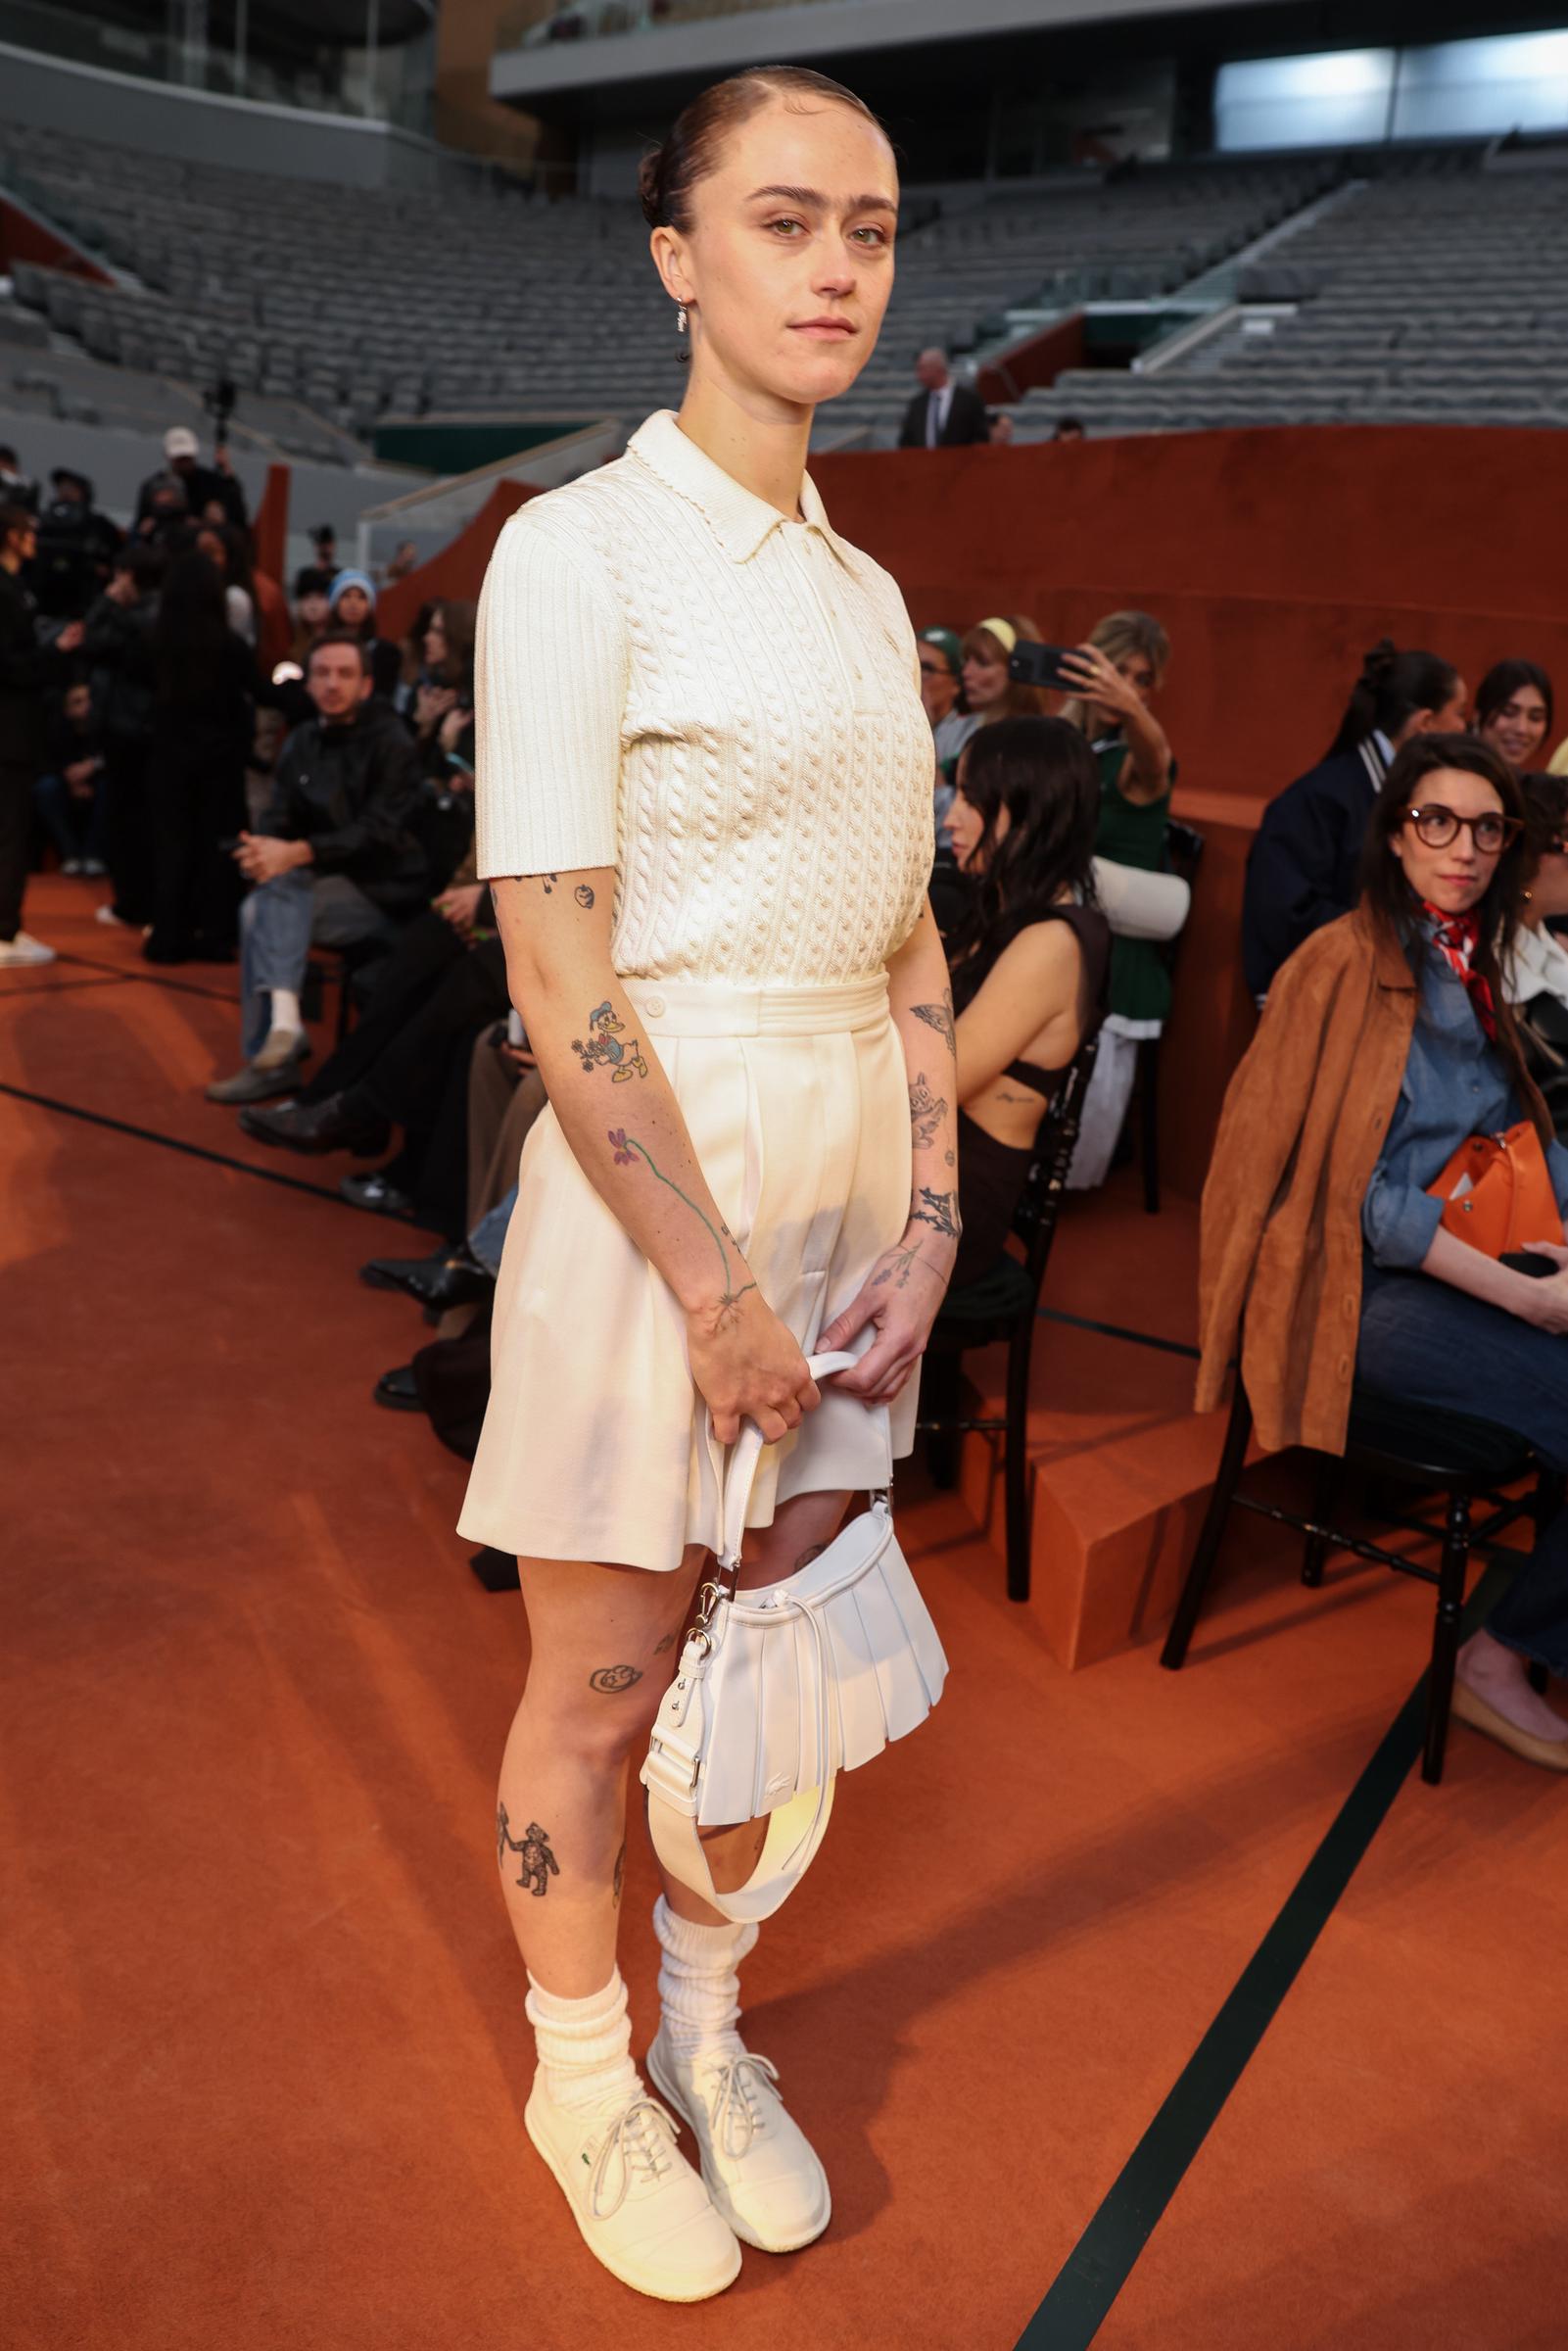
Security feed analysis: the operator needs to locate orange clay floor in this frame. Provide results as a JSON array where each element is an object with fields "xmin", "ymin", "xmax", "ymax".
[{"xmin": 5, "ymin": 874, "xmax": 1562, "ymax": 2351}]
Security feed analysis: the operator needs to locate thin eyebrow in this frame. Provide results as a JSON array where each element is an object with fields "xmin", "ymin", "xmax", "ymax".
[{"xmin": 745, "ymin": 183, "xmax": 898, "ymax": 217}]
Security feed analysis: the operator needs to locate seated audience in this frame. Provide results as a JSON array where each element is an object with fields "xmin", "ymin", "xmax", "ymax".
[
  {"xmin": 1507, "ymin": 770, "xmax": 1568, "ymax": 1141},
  {"xmin": 1199, "ymin": 734, "xmax": 1568, "ymax": 1772},
  {"xmin": 328, "ymin": 568, "xmax": 402, "ymax": 702},
  {"xmin": 1053, "ymin": 418, "xmax": 1085, "ymax": 444},
  {"xmin": 1242, "ymin": 640, "xmax": 1466, "ymax": 1002},
  {"xmin": 898, "ymin": 349, "xmax": 990, "ymax": 450},
  {"xmin": 962, "ymin": 616, "xmax": 1051, "ymax": 727},
  {"xmin": 918, "ymin": 624, "xmax": 975, "ymax": 935},
  {"xmin": 1059, "ymin": 609, "xmax": 1178, "ymax": 1185},
  {"xmin": 238, "ymin": 885, "xmax": 509, "ymax": 1234},
  {"xmin": 33, "ymin": 676, "xmax": 108, "ymax": 876},
  {"xmin": 1474, "ymin": 659, "xmax": 1553, "ymax": 774},
  {"xmin": 0, "ymin": 445, "xmax": 36, "ymax": 510},
  {"xmin": 145, "ymin": 552, "xmax": 256, "ymax": 965},
  {"xmin": 206, "ymin": 633, "xmax": 426, "ymax": 1105},
  {"xmin": 939, "ymin": 717, "xmax": 1110, "ymax": 1291},
  {"xmin": 987, "ymin": 411, "xmax": 1016, "ymax": 447}
]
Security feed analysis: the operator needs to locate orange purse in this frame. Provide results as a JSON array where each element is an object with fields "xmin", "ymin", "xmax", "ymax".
[{"xmin": 1425, "ymin": 1121, "xmax": 1565, "ymax": 1259}]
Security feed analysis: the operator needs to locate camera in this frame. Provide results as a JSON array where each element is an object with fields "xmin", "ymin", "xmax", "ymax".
[{"xmin": 204, "ymin": 375, "xmax": 237, "ymax": 450}]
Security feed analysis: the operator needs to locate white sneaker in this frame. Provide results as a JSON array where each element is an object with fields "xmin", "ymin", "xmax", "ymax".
[
  {"xmin": 61, "ymin": 858, "xmax": 84, "ymax": 876},
  {"xmin": 524, "ymin": 2076, "xmax": 741, "ymax": 2303},
  {"xmin": 94, "ymin": 903, "xmax": 127, "ymax": 929},
  {"xmin": 0, "ymin": 931, "xmax": 57, "ymax": 967},
  {"xmin": 646, "ymin": 2029, "xmax": 832, "ymax": 2254}
]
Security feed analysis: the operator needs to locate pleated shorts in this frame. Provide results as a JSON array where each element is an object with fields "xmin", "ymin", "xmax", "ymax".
[{"xmin": 456, "ymin": 974, "xmax": 918, "ymax": 1571}]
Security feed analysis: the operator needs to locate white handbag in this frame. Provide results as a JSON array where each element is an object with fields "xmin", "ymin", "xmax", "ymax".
[{"xmin": 640, "ymin": 1351, "xmax": 949, "ymax": 1924}]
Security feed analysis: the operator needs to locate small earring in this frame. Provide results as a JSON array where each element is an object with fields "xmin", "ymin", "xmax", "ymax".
[{"xmin": 676, "ymin": 303, "xmax": 688, "ymax": 335}]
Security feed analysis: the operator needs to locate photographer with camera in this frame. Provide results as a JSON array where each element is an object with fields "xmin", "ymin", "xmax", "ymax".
[
  {"xmin": 30, "ymin": 468, "xmax": 120, "ymax": 621},
  {"xmin": 137, "ymin": 424, "xmax": 246, "ymax": 538}
]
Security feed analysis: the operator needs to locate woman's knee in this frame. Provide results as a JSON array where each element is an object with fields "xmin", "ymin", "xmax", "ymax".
[{"xmin": 517, "ymin": 1669, "xmax": 670, "ymax": 1771}]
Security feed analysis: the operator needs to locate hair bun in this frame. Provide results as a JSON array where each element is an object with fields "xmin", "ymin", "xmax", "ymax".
[
  {"xmin": 638, "ymin": 147, "xmax": 665, "ymax": 229},
  {"xmin": 1361, "ymin": 636, "xmax": 1397, "ymax": 683}
]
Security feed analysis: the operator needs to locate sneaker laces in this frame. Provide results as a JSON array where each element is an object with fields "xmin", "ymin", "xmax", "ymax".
[
  {"xmin": 586, "ymin": 2093, "xmax": 681, "ymax": 2219},
  {"xmin": 705, "ymin": 2051, "xmax": 780, "ymax": 2160}
]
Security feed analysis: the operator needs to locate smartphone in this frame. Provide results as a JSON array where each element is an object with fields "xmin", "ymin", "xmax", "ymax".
[
  {"xmin": 1500, "ymin": 1250, "xmax": 1559, "ymax": 1278},
  {"xmin": 1007, "ymin": 643, "xmax": 1080, "ymax": 693},
  {"xmin": 506, "ymin": 1008, "xmax": 528, "ymax": 1048}
]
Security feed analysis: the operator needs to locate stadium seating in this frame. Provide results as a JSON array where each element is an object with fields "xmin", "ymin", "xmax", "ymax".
[
  {"xmin": 1, "ymin": 120, "xmax": 1335, "ymax": 453},
  {"xmin": 8, "ymin": 114, "xmax": 1565, "ymax": 454},
  {"xmin": 1017, "ymin": 156, "xmax": 1568, "ymax": 437}
]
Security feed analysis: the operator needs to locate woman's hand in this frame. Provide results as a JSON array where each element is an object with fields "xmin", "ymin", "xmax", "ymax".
[
  {"xmin": 1059, "ymin": 643, "xmax": 1138, "ymax": 719},
  {"xmin": 817, "ymin": 1223, "xmax": 953, "ymax": 1409},
  {"xmin": 434, "ymin": 882, "xmax": 484, "ymax": 936},
  {"xmin": 686, "ymin": 1287, "xmax": 821, "ymax": 1448},
  {"xmin": 1516, "ymin": 1241, "xmax": 1568, "ymax": 1333},
  {"xmin": 415, "ymin": 683, "xmax": 456, "ymax": 735}
]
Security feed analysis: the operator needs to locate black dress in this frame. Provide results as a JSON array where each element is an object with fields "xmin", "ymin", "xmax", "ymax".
[{"xmin": 948, "ymin": 902, "xmax": 1110, "ymax": 1291}]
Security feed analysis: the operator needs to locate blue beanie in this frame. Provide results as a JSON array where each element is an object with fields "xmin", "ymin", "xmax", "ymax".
[{"xmin": 328, "ymin": 566, "xmax": 376, "ymax": 610}]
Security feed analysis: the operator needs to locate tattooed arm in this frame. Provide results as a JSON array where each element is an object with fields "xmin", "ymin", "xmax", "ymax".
[
  {"xmin": 492, "ymin": 870, "xmax": 819, "ymax": 1446},
  {"xmin": 820, "ymin": 896, "xmax": 960, "ymax": 1408}
]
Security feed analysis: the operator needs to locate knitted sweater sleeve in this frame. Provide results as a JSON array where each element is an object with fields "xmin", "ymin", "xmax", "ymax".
[{"xmin": 474, "ymin": 508, "xmax": 630, "ymax": 882}]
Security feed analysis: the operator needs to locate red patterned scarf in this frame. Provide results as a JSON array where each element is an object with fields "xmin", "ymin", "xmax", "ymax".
[{"xmin": 1422, "ymin": 902, "xmax": 1497, "ymax": 1040}]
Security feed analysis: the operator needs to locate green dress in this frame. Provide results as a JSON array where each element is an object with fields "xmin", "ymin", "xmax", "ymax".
[{"xmin": 1091, "ymin": 734, "xmax": 1172, "ymax": 1026}]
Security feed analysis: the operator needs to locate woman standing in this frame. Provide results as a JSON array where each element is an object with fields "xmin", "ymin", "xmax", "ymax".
[
  {"xmin": 143, "ymin": 551, "xmax": 254, "ymax": 963},
  {"xmin": 326, "ymin": 567, "xmax": 401, "ymax": 701},
  {"xmin": 457, "ymin": 70, "xmax": 956, "ymax": 2303}
]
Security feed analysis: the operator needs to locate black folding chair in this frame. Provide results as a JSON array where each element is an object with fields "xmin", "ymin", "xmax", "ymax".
[
  {"xmin": 918, "ymin": 1041, "xmax": 1096, "ymax": 1604},
  {"xmin": 1160, "ymin": 1372, "xmax": 1561, "ymax": 1783}
]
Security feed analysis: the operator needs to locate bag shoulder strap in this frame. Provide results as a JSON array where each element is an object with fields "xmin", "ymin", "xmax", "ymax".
[{"xmin": 715, "ymin": 1349, "xmax": 891, "ymax": 1570}]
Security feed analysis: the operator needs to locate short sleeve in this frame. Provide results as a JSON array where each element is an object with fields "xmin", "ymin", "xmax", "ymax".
[{"xmin": 474, "ymin": 510, "xmax": 630, "ymax": 881}]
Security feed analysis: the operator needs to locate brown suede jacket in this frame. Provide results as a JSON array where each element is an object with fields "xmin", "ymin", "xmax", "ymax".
[{"xmin": 1194, "ymin": 908, "xmax": 1545, "ymax": 1457}]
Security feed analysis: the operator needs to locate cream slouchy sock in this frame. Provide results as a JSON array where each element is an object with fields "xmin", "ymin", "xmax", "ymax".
[
  {"xmin": 652, "ymin": 1895, "xmax": 760, "ymax": 2061},
  {"xmin": 525, "ymin": 1969, "xmax": 639, "ymax": 2115}
]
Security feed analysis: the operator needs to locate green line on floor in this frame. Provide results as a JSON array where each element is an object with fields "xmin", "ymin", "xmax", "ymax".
[{"xmin": 1016, "ymin": 1559, "xmax": 1511, "ymax": 2350}]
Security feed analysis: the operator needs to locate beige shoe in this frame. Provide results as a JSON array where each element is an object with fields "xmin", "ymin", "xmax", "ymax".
[
  {"xmin": 524, "ymin": 2077, "xmax": 740, "ymax": 2304},
  {"xmin": 1451, "ymin": 1677, "xmax": 1568, "ymax": 1773},
  {"xmin": 253, "ymin": 1025, "xmax": 308, "ymax": 1072},
  {"xmin": 646, "ymin": 2029, "xmax": 831, "ymax": 2254}
]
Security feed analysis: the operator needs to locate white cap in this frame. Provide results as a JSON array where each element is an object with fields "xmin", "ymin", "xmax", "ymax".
[{"xmin": 164, "ymin": 426, "xmax": 199, "ymax": 460}]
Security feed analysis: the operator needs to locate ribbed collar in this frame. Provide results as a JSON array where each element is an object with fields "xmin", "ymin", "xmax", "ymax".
[{"xmin": 627, "ymin": 408, "xmax": 848, "ymax": 567}]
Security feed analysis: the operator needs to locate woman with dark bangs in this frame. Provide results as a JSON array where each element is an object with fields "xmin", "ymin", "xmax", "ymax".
[
  {"xmin": 1475, "ymin": 657, "xmax": 1553, "ymax": 774},
  {"xmin": 943, "ymin": 715, "xmax": 1110, "ymax": 1289}
]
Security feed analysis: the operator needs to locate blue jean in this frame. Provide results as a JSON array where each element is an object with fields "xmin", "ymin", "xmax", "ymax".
[
  {"xmin": 1358, "ymin": 1266, "xmax": 1568, "ymax": 1671},
  {"xmin": 468, "ymin": 1182, "xmax": 516, "ymax": 1277},
  {"xmin": 238, "ymin": 869, "xmax": 398, "ymax": 1059},
  {"xmin": 34, "ymin": 770, "xmax": 108, "ymax": 865}
]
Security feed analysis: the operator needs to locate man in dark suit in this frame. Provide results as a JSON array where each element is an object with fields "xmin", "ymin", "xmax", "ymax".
[{"xmin": 898, "ymin": 350, "xmax": 990, "ymax": 449}]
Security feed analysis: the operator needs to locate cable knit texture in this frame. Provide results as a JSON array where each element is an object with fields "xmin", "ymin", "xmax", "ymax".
[{"xmin": 475, "ymin": 409, "xmax": 933, "ymax": 985}]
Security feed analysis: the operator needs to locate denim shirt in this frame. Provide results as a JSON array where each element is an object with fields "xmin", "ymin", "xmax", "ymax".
[{"xmin": 1362, "ymin": 935, "xmax": 1568, "ymax": 1268}]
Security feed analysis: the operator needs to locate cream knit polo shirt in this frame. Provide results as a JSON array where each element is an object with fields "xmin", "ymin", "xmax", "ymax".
[{"xmin": 474, "ymin": 409, "xmax": 934, "ymax": 986}]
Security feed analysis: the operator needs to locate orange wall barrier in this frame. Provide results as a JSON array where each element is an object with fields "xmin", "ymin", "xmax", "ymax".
[
  {"xmin": 404, "ymin": 425, "xmax": 1568, "ymax": 1196},
  {"xmin": 976, "ymin": 312, "xmax": 1086, "ymax": 408}
]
